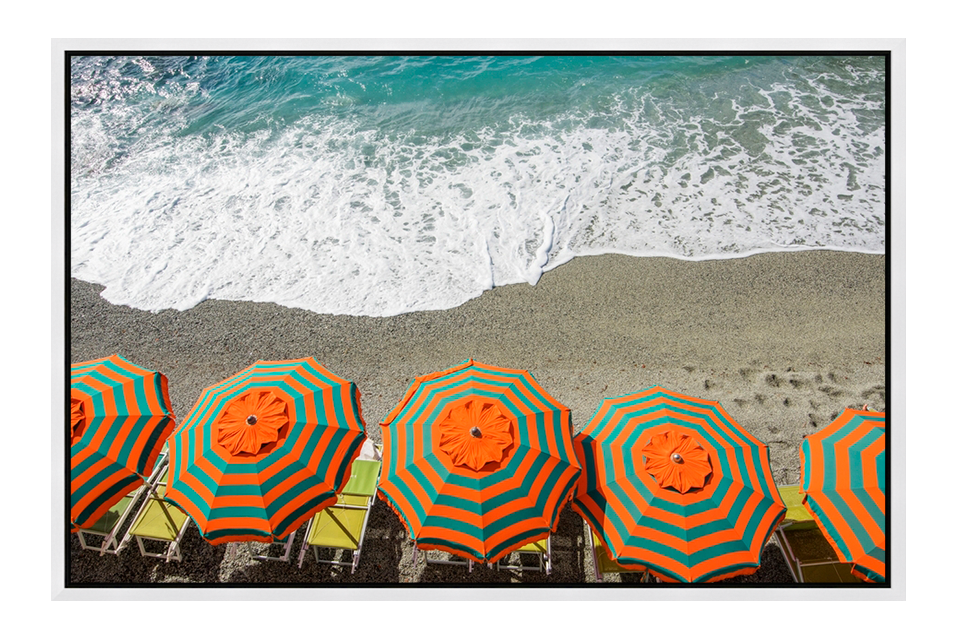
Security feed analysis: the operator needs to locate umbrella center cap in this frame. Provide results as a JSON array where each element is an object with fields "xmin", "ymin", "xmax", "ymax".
[
  {"xmin": 70, "ymin": 391, "xmax": 87, "ymax": 445},
  {"xmin": 216, "ymin": 390, "xmax": 288, "ymax": 456},
  {"xmin": 641, "ymin": 429, "xmax": 712, "ymax": 493},
  {"xmin": 438, "ymin": 399, "xmax": 514, "ymax": 471}
]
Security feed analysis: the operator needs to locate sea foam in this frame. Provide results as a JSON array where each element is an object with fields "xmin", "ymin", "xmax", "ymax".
[{"xmin": 71, "ymin": 55, "xmax": 886, "ymax": 317}]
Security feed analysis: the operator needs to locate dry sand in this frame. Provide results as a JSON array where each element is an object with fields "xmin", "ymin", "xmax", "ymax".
[{"xmin": 67, "ymin": 249, "xmax": 886, "ymax": 587}]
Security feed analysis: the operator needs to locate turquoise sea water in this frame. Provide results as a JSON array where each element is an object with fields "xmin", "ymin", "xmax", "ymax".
[{"xmin": 71, "ymin": 55, "xmax": 886, "ymax": 316}]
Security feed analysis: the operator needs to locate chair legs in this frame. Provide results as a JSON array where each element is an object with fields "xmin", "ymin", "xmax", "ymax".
[
  {"xmin": 495, "ymin": 537, "xmax": 551, "ymax": 575},
  {"xmin": 417, "ymin": 546, "xmax": 493, "ymax": 572},
  {"xmin": 297, "ymin": 512, "xmax": 365, "ymax": 574},
  {"xmin": 251, "ymin": 531, "xmax": 296, "ymax": 562},
  {"xmin": 133, "ymin": 531, "xmax": 184, "ymax": 562}
]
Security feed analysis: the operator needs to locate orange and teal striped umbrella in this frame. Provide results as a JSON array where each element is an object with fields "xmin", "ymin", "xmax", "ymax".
[
  {"xmin": 800, "ymin": 407, "xmax": 886, "ymax": 583},
  {"xmin": 165, "ymin": 358, "xmax": 366, "ymax": 544},
  {"xmin": 70, "ymin": 354, "xmax": 176, "ymax": 531},
  {"xmin": 572, "ymin": 387, "xmax": 785, "ymax": 583},
  {"xmin": 377, "ymin": 360, "xmax": 581, "ymax": 564}
]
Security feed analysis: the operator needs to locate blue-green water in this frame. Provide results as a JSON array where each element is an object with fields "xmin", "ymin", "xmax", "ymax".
[{"xmin": 71, "ymin": 55, "xmax": 886, "ymax": 316}]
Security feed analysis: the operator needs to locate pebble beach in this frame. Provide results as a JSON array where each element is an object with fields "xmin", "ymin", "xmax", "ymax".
[{"xmin": 67, "ymin": 249, "xmax": 886, "ymax": 587}]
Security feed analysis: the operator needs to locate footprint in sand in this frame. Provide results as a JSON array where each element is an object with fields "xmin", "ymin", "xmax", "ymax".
[
  {"xmin": 818, "ymin": 385, "xmax": 844, "ymax": 398},
  {"xmin": 861, "ymin": 384, "xmax": 886, "ymax": 405}
]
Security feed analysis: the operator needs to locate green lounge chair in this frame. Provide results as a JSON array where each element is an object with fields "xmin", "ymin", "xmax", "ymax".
[
  {"xmin": 495, "ymin": 536, "xmax": 552, "ymax": 575},
  {"xmin": 588, "ymin": 525, "xmax": 649, "ymax": 582},
  {"xmin": 121, "ymin": 466, "xmax": 191, "ymax": 563},
  {"xmin": 75, "ymin": 450, "xmax": 170, "ymax": 556},
  {"xmin": 773, "ymin": 485, "xmax": 863, "ymax": 584},
  {"xmin": 298, "ymin": 458, "xmax": 382, "ymax": 573}
]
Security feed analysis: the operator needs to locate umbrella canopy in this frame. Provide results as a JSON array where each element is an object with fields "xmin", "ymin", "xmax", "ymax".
[
  {"xmin": 800, "ymin": 407, "xmax": 886, "ymax": 583},
  {"xmin": 572, "ymin": 386, "xmax": 785, "ymax": 583},
  {"xmin": 165, "ymin": 358, "xmax": 366, "ymax": 544},
  {"xmin": 70, "ymin": 354, "xmax": 176, "ymax": 531},
  {"xmin": 377, "ymin": 359, "xmax": 581, "ymax": 564}
]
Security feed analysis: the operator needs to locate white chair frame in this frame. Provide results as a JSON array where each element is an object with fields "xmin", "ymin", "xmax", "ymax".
[
  {"xmin": 495, "ymin": 536, "xmax": 552, "ymax": 575},
  {"xmin": 298, "ymin": 459, "xmax": 382, "ymax": 574},
  {"xmin": 120, "ymin": 457, "xmax": 191, "ymax": 563},
  {"xmin": 75, "ymin": 451, "xmax": 170, "ymax": 556}
]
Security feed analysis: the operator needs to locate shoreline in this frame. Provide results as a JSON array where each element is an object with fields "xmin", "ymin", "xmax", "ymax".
[{"xmin": 68, "ymin": 249, "xmax": 886, "ymax": 584}]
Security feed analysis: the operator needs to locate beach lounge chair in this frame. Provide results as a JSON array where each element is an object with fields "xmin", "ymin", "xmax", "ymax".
[
  {"xmin": 298, "ymin": 458, "xmax": 382, "ymax": 573},
  {"xmin": 773, "ymin": 485, "xmax": 863, "ymax": 583},
  {"xmin": 121, "ymin": 464, "xmax": 191, "ymax": 563},
  {"xmin": 495, "ymin": 536, "xmax": 552, "ymax": 574},
  {"xmin": 588, "ymin": 525, "xmax": 649, "ymax": 582},
  {"xmin": 75, "ymin": 451, "xmax": 169, "ymax": 555}
]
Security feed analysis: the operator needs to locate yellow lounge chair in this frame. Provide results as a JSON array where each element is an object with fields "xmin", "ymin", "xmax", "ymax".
[
  {"xmin": 121, "ymin": 465, "xmax": 191, "ymax": 563},
  {"xmin": 75, "ymin": 450, "xmax": 170, "ymax": 555},
  {"xmin": 298, "ymin": 458, "xmax": 381, "ymax": 573},
  {"xmin": 588, "ymin": 525, "xmax": 649, "ymax": 582},
  {"xmin": 773, "ymin": 485, "xmax": 863, "ymax": 584},
  {"xmin": 495, "ymin": 536, "xmax": 552, "ymax": 575}
]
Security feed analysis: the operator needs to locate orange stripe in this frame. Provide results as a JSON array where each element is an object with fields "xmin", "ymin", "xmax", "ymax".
[
  {"xmin": 860, "ymin": 436, "xmax": 886, "ymax": 520},
  {"xmin": 72, "ymin": 471, "xmax": 141, "ymax": 525},
  {"xmin": 72, "ymin": 455, "xmax": 119, "ymax": 489}
]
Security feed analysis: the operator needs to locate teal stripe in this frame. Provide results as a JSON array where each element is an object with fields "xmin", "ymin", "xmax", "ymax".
[
  {"xmin": 206, "ymin": 504, "xmax": 266, "ymax": 520},
  {"xmin": 165, "ymin": 459, "xmax": 206, "ymax": 518},
  {"xmin": 423, "ymin": 514, "xmax": 483, "ymax": 540},
  {"xmin": 133, "ymin": 418, "xmax": 173, "ymax": 472},
  {"xmin": 73, "ymin": 473, "xmax": 139, "ymax": 524},
  {"xmin": 72, "ymin": 452, "xmax": 125, "ymax": 494},
  {"xmin": 267, "ymin": 436, "xmax": 364, "ymax": 519},
  {"xmin": 204, "ymin": 526, "xmax": 269, "ymax": 543},
  {"xmin": 848, "ymin": 442, "xmax": 885, "ymax": 532},
  {"xmin": 806, "ymin": 492, "xmax": 871, "ymax": 559},
  {"xmin": 71, "ymin": 414, "xmax": 169, "ymax": 477},
  {"xmin": 275, "ymin": 491, "xmax": 337, "ymax": 538},
  {"xmin": 416, "ymin": 452, "xmax": 575, "ymax": 541},
  {"xmin": 876, "ymin": 447, "xmax": 885, "ymax": 494}
]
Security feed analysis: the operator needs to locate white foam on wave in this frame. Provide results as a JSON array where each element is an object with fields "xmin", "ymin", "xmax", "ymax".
[{"xmin": 71, "ymin": 70, "xmax": 885, "ymax": 317}]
